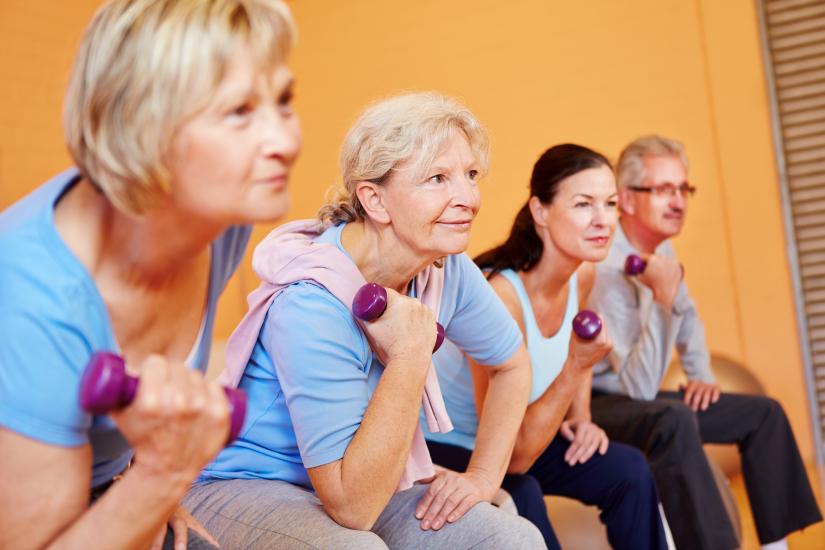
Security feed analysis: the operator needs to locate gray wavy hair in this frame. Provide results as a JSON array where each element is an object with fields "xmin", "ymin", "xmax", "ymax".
[{"xmin": 318, "ymin": 92, "xmax": 489, "ymax": 226}]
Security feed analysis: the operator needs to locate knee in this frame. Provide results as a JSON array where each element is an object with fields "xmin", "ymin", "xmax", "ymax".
[
  {"xmin": 757, "ymin": 396, "xmax": 787, "ymax": 422},
  {"xmin": 337, "ymin": 529, "xmax": 388, "ymax": 550},
  {"xmin": 654, "ymin": 400, "xmax": 698, "ymax": 439},
  {"xmin": 619, "ymin": 446, "xmax": 655, "ymax": 486},
  {"xmin": 504, "ymin": 474, "xmax": 544, "ymax": 502},
  {"xmin": 483, "ymin": 511, "xmax": 546, "ymax": 549}
]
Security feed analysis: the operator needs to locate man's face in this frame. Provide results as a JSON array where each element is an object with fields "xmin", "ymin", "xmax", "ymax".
[{"xmin": 621, "ymin": 154, "xmax": 689, "ymax": 240}]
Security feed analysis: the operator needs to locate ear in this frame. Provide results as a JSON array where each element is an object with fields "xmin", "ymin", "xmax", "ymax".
[
  {"xmin": 617, "ymin": 185, "xmax": 636, "ymax": 216},
  {"xmin": 528, "ymin": 196, "xmax": 548, "ymax": 228},
  {"xmin": 354, "ymin": 181, "xmax": 391, "ymax": 225}
]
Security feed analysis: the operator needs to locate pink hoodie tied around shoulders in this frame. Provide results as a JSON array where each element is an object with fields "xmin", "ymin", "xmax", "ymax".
[{"xmin": 217, "ymin": 219, "xmax": 453, "ymax": 491}]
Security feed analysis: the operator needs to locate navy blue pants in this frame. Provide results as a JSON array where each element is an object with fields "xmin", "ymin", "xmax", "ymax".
[{"xmin": 427, "ymin": 437, "xmax": 667, "ymax": 550}]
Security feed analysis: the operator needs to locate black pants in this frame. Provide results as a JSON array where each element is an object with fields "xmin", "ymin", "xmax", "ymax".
[
  {"xmin": 591, "ymin": 390, "xmax": 822, "ymax": 550},
  {"xmin": 427, "ymin": 437, "xmax": 667, "ymax": 550}
]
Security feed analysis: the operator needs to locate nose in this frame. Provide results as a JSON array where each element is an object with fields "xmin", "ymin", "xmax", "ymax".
[
  {"xmin": 259, "ymin": 107, "xmax": 302, "ymax": 164},
  {"xmin": 669, "ymin": 189, "xmax": 686, "ymax": 211},
  {"xmin": 592, "ymin": 203, "xmax": 613, "ymax": 227},
  {"xmin": 450, "ymin": 173, "xmax": 481, "ymax": 211}
]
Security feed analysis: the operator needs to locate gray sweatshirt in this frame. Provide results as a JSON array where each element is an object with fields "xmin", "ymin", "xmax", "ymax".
[{"xmin": 588, "ymin": 224, "xmax": 715, "ymax": 400}]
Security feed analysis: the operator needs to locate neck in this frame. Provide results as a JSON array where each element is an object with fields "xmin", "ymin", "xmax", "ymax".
[
  {"xmin": 620, "ymin": 216, "xmax": 665, "ymax": 254},
  {"xmin": 341, "ymin": 220, "xmax": 439, "ymax": 294},
  {"xmin": 66, "ymin": 179, "xmax": 222, "ymax": 287},
  {"xmin": 519, "ymin": 239, "xmax": 580, "ymax": 301}
]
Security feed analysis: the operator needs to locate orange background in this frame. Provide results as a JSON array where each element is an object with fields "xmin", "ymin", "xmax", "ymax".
[{"xmin": 1, "ymin": 0, "xmax": 815, "ymax": 461}]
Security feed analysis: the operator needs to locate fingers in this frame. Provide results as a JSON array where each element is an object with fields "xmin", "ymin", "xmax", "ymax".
[
  {"xmin": 682, "ymin": 382, "xmax": 720, "ymax": 412},
  {"xmin": 682, "ymin": 382, "xmax": 698, "ymax": 410},
  {"xmin": 188, "ymin": 515, "xmax": 221, "ymax": 548},
  {"xmin": 566, "ymin": 425, "xmax": 601, "ymax": 466},
  {"xmin": 170, "ymin": 515, "xmax": 188, "ymax": 550},
  {"xmin": 598, "ymin": 431, "xmax": 609, "ymax": 455},
  {"xmin": 417, "ymin": 474, "xmax": 452, "ymax": 530},
  {"xmin": 559, "ymin": 421, "xmax": 575, "ymax": 442},
  {"xmin": 415, "ymin": 472, "xmax": 445, "ymax": 520},
  {"xmin": 150, "ymin": 524, "xmax": 167, "ymax": 550},
  {"xmin": 417, "ymin": 473, "xmax": 481, "ymax": 530},
  {"xmin": 699, "ymin": 386, "xmax": 712, "ymax": 411},
  {"xmin": 446, "ymin": 493, "xmax": 478, "ymax": 524},
  {"xmin": 137, "ymin": 354, "xmax": 170, "ymax": 412}
]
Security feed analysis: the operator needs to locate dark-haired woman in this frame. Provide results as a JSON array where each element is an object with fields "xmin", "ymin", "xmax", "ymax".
[{"xmin": 426, "ymin": 144, "xmax": 668, "ymax": 550}]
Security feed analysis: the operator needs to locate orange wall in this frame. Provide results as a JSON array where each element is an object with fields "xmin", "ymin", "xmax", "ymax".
[{"xmin": 1, "ymin": 0, "xmax": 815, "ymax": 460}]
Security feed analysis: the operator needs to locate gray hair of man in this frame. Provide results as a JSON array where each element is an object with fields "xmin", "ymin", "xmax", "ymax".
[{"xmin": 616, "ymin": 135, "xmax": 689, "ymax": 189}]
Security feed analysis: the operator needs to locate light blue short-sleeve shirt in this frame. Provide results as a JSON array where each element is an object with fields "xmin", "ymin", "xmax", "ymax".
[
  {"xmin": 0, "ymin": 169, "xmax": 251, "ymax": 487},
  {"xmin": 200, "ymin": 222, "xmax": 523, "ymax": 488}
]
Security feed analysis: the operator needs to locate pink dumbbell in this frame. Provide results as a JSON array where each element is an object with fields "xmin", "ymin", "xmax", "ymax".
[
  {"xmin": 572, "ymin": 310, "xmax": 602, "ymax": 340},
  {"xmin": 78, "ymin": 351, "xmax": 247, "ymax": 444},
  {"xmin": 352, "ymin": 283, "xmax": 445, "ymax": 352}
]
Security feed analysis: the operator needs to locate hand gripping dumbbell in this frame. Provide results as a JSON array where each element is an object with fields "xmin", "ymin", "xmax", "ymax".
[
  {"xmin": 79, "ymin": 351, "xmax": 247, "ymax": 444},
  {"xmin": 624, "ymin": 254, "xmax": 648, "ymax": 276},
  {"xmin": 572, "ymin": 310, "xmax": 602, "ymax": 340},
  {"xmin": 625, "ymin": 253, "xmax": 684, "ymax": 279},
  {"xmin": 352, "ymin": 282, "xmax": 446, "ymax": 352}
]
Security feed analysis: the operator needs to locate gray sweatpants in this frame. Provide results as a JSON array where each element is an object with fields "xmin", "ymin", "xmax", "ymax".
[{"xmin": 183, "ymin": 479, "xmax": 545, "ymax": 549}]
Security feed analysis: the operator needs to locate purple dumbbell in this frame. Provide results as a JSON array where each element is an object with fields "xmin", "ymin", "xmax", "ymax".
[
  {"xmin": 625, "ymin": 254, "xmax": 685, "ymax": 280},
  {"xmin": 572, "ymin": 310, "xmax": 602, "ymax": 340},
  {"xmin": 79, "ymin": 351, "xmax": 247, "ymax": 445},
  {"xmin": 352, "ymin": 282, "xmax": 445, "ymax": 352},
  {"xmin": 625, "ymin": 254, "xmax": 647, "ymax": 276}
]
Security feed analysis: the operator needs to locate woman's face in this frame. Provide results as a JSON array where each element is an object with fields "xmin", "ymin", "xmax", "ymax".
[
  {"xmin": 380, "ymin": 128, "xmax": 481, "ymax": 260},
  {"xmin": 539, "ymin": 165, "xmax": 618, "ymax": 263},
  {"xmin": 166, "ymin": 47, "xmax": 302, "ymax": 226}
]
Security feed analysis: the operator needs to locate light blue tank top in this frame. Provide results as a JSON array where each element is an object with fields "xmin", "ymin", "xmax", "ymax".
[
  {"xmin": 498, "ymin": 269, "xmax": 579, "ymax": 404},
  {"xmin": 425, "ymin": 268, "xmax": 580, "ymax": 450}
]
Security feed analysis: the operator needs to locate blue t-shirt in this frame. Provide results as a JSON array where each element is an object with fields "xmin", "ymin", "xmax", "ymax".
[
  {"xmin": 426, "ymin": 269, "xmax": 578, "ymax": 451},
  {"xmin": 200, "ymin": 222, "xmax": 523, "ymax": 489},
  {"xmin": 0, "ymin": 169, "xmax": 251, "ymax": 487}
]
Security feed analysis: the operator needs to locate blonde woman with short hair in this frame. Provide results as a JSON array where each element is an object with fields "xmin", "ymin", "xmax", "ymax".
[
  {"xmin": 0, "ymin": 1, "xmax": 301, "ymax": 548},
  {"xmin": 185, "ymin": 93, "xmax": 545, "ymax": 548}
]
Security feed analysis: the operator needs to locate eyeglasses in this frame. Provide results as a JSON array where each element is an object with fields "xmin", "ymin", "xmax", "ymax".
[{"xmin": 627, "ymin": 182, "xmax": 696, "ymax": 198}]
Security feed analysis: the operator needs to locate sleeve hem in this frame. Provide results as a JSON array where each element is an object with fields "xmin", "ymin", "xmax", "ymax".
[{"xmin": 0, "ymin": 402, "xmax": 87, "ymax": 447}]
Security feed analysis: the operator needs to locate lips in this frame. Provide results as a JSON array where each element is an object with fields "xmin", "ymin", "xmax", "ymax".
[
  {"xmin": 437, "ymin": 219, "xmax": 473, "ymax": 230},
  {"xmin": 586, "ymin": 236, "xmax": 610, "ymax": 245},
  {"xmin": 258, "ymin": 174, "xmax": 288, "ymax": 189}
]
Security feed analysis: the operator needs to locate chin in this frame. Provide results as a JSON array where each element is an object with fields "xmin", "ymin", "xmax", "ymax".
[
  {"xmin": 247, "ymin": 199, "xmax": 291, "ymax": 224},
  {"xmin": 431, "ymin": 240, "xmax": 469, "ymax": 258}
]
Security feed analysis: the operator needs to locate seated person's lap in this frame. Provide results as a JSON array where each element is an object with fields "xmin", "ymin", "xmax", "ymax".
[{"xmin": 184, "ymin": 479, "xmax": 542, "ymax": 550}]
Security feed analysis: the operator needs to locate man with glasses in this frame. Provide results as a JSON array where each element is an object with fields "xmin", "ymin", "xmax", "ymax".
[{"xmin": 587, "ymin": 135, "xmax": 821, "ymax": 550}]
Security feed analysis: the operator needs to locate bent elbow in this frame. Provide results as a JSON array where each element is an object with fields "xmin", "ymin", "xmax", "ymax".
[
  {"xmin": 507, "ymin": 452, "xmax": 532, "ymax": 475},
  {"xmin": 323, "ymin": 502, "xmax": 380, "ymax": 532}
]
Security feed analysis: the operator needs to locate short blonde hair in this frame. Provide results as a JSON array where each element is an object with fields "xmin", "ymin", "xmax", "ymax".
[
  {"xmin": 616, "ymin": 135, "xmax": 689, "ymax": 188},
  {"xmin": 64, "ymin": 0, "xmax": 295, "ymax": 215},
  {"xmin": 318, "ymin": 92, "xmax": 489, "ymax": 226}
]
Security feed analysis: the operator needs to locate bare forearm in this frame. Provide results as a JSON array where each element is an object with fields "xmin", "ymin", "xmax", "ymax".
[
  {"xmin": 331, "ymin": 359, "xmax": 430, "ymax": 528},
  {"xmin": 510, "ymin": 365, "xmax": 586, "ymax": 473},
  {"xmin": 45, "ymin": 464, "xmax": 189, "ymax": 550},
  {"xmin": 566, "ymin": 369, "xmax": 592, "ymax": 421},
  {"xmin": 469, "ymin": 364, "xmax": 530, "ymax": 493}
]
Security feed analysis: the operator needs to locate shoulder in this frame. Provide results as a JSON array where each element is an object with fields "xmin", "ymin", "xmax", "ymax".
[
  {"xmin": 263, "ymin": 281, "xmax": 369, "ymax": 368},
  {"xmin": 486, "ymin": 271, "xmax": 525, "ymax": 333},
  {"xmin": 268, "ymin": 281, "xmax": 361, "ymax": 341}
]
